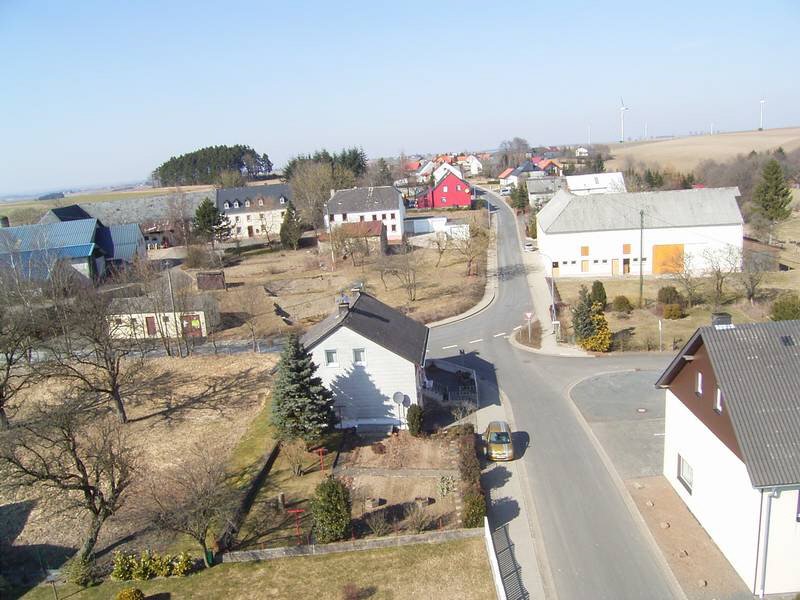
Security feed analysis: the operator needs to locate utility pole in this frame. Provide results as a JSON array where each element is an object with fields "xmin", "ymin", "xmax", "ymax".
[
  {"xmin": 638, "ymin": 209, "xmax": 644, "ymax": 308},
  {"xmin": 166, "ymin": 266, "xmax": 182, "ymax": 358}
]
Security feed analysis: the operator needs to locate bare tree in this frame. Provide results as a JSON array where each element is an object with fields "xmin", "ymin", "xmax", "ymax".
[
  {"xmin": 142, "ymin": 442, "xmax": 236, "ymax": 567},
  {"xmin": 290, "ymin": 161, "xmax": 355, "ymax": 229},
  {"xmin": 432, "ymin": 232, "xmax": 450, "ymax": 268},
  {"xmin": 702, "ymin": 246, "xmax": 741, "ymax": 306},
  {"xmin": 379, "ymin": 246, "xmax": 421, "ymax": 301},
  {"xmin": 241, "ymin": 286, "xmax": 266, "ymax": 351},
  {"xmin": 165, "ymin": 187, "xmax": 194, "ymax": 247},
  {"xmin": 0, "ymin": 395, "xmax": 135, "ymax": 563},
  {"xmin": 668, "ymin": 251, "xmax": 703, "ymax": 307},
  {"xmin": 0, "ymin": 293, "xmax": 37, "ymax": 428},
  {"xmin": 452, "ymin": 219, "xmax": 492, "ymax": 277},
  {"xmin": 736, "ymin": 248, "xmax": 775, "ymax": 305},
  {"xmin": 498, "ymin": 137, "xmax": 530, "ymax": 170},
  {"xmin": 282, "ymin": 438, "xmax": 310, "ymax": 476}
]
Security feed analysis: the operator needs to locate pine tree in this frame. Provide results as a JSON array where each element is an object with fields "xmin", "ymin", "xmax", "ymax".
[
  {"xmin": 589, "ymin": 280, "xmax": 607, "ymax": 309},
  {"xmin": 753, "ymin": 159, "xmax": 792, "ymax": 224},
  {"xmin": 193, "ymin": 197, "xmax": 231, "ymax": 247},
  {"xmin": 513, "ymin": 183, "xmax": 528, "ymax": 211},
  {"xmin": 271, "ymin": 335, "xmax": 336, "ymax": 442},
  {"xmin": 279, "ymin": 202, "xmax": 303, "ymax": 250},
  {"xmin": 375, "ymin": 158, "xmax": 393, "ymax": 186},
  {"xmin": 571, "ymin": 285, "xmax": 596, "ymax": 341}
]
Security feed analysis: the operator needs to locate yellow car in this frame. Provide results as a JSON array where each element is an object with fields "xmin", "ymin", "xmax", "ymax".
[{"xmin": 483, "ymin": 421, "xmax": 514, "ymax": 461}]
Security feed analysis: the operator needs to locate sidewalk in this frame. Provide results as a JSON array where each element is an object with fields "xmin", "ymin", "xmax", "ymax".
[{"xmin": 476, "ymin": 388, "xmax": 547, "ymax": 600}]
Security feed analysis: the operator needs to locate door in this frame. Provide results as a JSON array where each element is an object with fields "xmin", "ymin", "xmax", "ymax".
[
  {"xmin": 623, "ymin": 258, "xmax": 630, "ymax": 274},
  {"xmin": 581, "ymin": 260, "xmax": 589, "ymax": 273},
  {"xmin": 652, "ymin": 244, "xmax": 684, "ymax": 274},
  {"xmin": 145, "ymin": 316, "xmax": 156, "ymax": 336},
  {"xmin": 611, "ymin": 259, "xmax": 620, "ymax": 275},
  {"xmin": 181, "ymin": 314, "xmax": 203, "ymax": 337},
  {"xmin": 247, "ymin": 225, "xmax": 254, "ymax": 237},
  {"xmin": 551, "ymin": 262, "xmax": 560, "ymax": 277}
]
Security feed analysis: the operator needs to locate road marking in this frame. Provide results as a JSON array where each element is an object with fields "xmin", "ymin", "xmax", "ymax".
[
  {"xmin": 512, "ymin": 325, "xmax": 522, "ymax": 331},
  {"xmin": 653, "ymin": 433, "xmax": 665, "ymax": 437},
  {"xmin": 441, "ymin": 345, "xmax": 457, "ymax": 350},
  {"xmin": 493, "ymin": 332, "xmax": 506, "ymax": 337},
  {"xmin": 468, "ymin": 338, "xmax": 483, "ymax": 344}
]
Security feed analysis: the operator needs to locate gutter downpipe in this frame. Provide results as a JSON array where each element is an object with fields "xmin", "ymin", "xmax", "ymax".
[{"xmin": 758, "ymin": 487, "xmax": 780, "ymax": 598}]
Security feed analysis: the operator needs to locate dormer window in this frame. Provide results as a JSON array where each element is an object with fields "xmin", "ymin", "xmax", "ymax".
[
  {"xmin": 258, "ymin": 198, "xmax": 264, "ymax": 206},
  {"xmin": 279, "ymin": 197, "xmax": 286, "ymax": 204},
  {"xmin": 234, "ymin": 201, "xmax": 240, "ymax": 208},
  {"xmin": 245, "ymin": 200, "xmax": 251, "ymax": 207},
  {"xmin": 224, "ymin": 202, "xmax": 230, "ymax": 209}
]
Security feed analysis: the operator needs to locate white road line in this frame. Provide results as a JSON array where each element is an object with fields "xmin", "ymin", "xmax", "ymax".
[
  {"xmin": 493, "ymin": 332, "xmax": 506, "ymax": 337},
  {"xmin": 653, "ymin": 433, "xmax": 666, "ymax": 437},
  {"xmin": 468, "ymin": 338, "xmax": 483, "ymax": 344},
  {"xmin": 512, "ymin": 325, "xmax": 522, "ymax": 331},
  {"xmin": 442, "ymin": 344, "xmax": 458, "ymax": 350}
]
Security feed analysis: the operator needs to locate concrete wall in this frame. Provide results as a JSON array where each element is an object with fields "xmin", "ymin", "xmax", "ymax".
[
  {"xmin": 325, "ymin": 208, "xmax": 404, "ymax": 241},
  {"xmin": 310, "ymin": 326, "xmax": 418, "ymax": 428},
  {"xmin": 538, "ymin": 223, "xmax": 743, "ymax": 277}
]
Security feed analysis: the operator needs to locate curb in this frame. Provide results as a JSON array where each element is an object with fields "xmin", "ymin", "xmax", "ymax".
[
  {"xmin": 507, "ymin": 329, "xmax": 592, "ymax": 358},
  {"xmin": 564, "ymin": 371, "xmax": 690, "ymax": 600}
]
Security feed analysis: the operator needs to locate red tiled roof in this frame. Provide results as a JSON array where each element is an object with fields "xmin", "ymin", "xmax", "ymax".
[
  {"xmin": 406, "ymin": 161, "xmax": 421, "ymax": 171},
  {"xmin": 498, "ymin": 167, "xmax": 514, "ymax": 178}
]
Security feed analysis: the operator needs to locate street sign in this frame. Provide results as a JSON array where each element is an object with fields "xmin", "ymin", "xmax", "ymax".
[{"xmin": 524, "ymin": 312, "xmax": 533, "ymax": 320}]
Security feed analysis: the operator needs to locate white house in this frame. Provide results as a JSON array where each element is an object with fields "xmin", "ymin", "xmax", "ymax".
[
  {"xmin": 565, "ymin": 171, "xmax": 627, "ymax": 195},
  {"xmin": 575, "ymin": 147, "xmax": 589, "ymax": 158},
  {"xmin": 416, "ymin": 160, "xmax": 435, "ymax": 179},
  {"xmin": 432, "ymin": 162, "xmax": 463, "ymax": 183},
  {"xmin": 464, "ymin": 155, "xmax": 483, "ymax": 176},
  {"xmin": 325, "ymin": 186, "xmax": 405, "ymax": 242},
  {"xmin": 536, "ymin": 187, "xmax": 743, "ymax": 277},
  {"xmin": 301, "ymin": 292, "xmax": 429, "ymax": 430},
  {"xmin": 108, "ymin": 293, "xmax": 218, "ymax": 339},
  {"xmin": 656, "ymin": 318, "xmax": 800, "ymax": 597},
  {"xmin": 216, "ymin": 183, "xmax": 291, "ymax": 240}
]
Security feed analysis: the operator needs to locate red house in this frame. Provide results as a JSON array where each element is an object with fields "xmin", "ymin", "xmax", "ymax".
[{"xmin": 416, "ymin": 172, "xmax": 472, "ymax": 209}]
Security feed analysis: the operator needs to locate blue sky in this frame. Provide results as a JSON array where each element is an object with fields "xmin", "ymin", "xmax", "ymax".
[{"xmin": 0, "ymin": 0, "xmax": 797, "ymax": 195}]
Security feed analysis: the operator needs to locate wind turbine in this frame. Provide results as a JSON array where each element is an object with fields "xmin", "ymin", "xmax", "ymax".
[
  {"xmin": 759, "ymin": 99, "xmax": 766, "ymax": 131},
  {"xmin": 620, "ymin": 97, "xmax": 630, "ymax": 143}
]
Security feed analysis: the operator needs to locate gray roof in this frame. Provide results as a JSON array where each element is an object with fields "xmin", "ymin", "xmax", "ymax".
[
  {"xmin": 0, "ymin": 219, "xmax": 98, "ymax": 252},
  {"xmin": 48, "ymin": 191, "xmax": 211, "ymax": 226},
  {"xmin": 301, "ymin": 292, "xmax": 428, "ymax": 365},
  {"xmin": 327, "ymin": 186, "xmax": 401, "ymax": 215},
  {"xmin": 216, "ymin": 184, "xmax": 291, "ymax": 214},
  {"xmin": 527, "ymin": 177, "xmax": 566, "ymax": 195},
  {"xmin": 537, "ymin": 187, "xmax": 743, "ymax": 234},
  {"xmin": 99, "ymin": 224, "xmax": 144, "ymax": 263},
  {"xmin": 656, "ymin": 320, "xmax": 800, "ymax": 487}
]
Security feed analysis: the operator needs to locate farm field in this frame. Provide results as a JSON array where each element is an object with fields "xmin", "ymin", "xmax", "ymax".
[
  {"xmin": 606, "ymin": 126, "xmax": 800, "ymax": 172},
  {"xmin": 13, "ymin": 537, "xmax": 494, "ymax": 600}
]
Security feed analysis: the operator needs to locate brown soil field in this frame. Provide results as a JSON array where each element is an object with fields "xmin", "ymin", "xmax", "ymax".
[
  {"xmin": 348, "ymin": 432, "xmax": 454, "ymax": 470},
  {"xmin": 351, "ymin": 475, "xmax": 458, "ymax": 529},
  {"xmin": 606, "ymin": 126, "xmax": 800, "ymax": 172}
]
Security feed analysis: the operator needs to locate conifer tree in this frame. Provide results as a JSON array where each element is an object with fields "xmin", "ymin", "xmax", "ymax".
[
  {"xmin": 589, "ymin": 280, "xmax": 607, "ymax": 309},
  {"xmin": 311, "ymin": 477, "xmax": 351, "ymax": 543},
  {"xmin": 279, "ymin": 202, "xmax": 303, "ymax": 250},
  {"xmin": 581, "ymin": 302, "xmax": 612, "ymax": 352},
  {"xmin": 193, "ymin": 197, "xmax": 231, "ymax": 247},
  {"xmin": 571, "ymin": 285, "xmax": 596, "ymax": 341},
  {"xmin": 271, "ymin": 335, "xmax": 336, "ymax": 442},
  {"xmin": 754, "ymin": 159, "xmax": 792, "ymax": 224}
]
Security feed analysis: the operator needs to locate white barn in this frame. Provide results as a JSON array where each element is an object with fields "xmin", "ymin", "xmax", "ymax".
[
  {"xmin": 565, "ymin": 171, "xmax": 627, "ymax": 195},
  {"xmin": 302, "ymin": 293, "xmax": 429, "ymax": 430},
  {"xmin": 536, "ymin": 187, "xmax": 743, "ymax": 277},
  {"xmin": 656, "ymin": 320, "xmax": 800, "ymax": 597},
  {"xmin": 325, "ymin": 186, "xmax": 405, "ymax": 242}
]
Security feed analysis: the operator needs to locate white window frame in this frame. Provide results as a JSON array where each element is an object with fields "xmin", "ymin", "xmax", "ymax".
[
  {"xmin": 234, "ymin": 201, "xmax": 240, "ymax": 208},
  {"xmin": 245, "ymin": 199, "xmax": 251, "ymax": 207},
  {"xmin": 456, "ymin": 184, "xmax": 461, "ymax": 191},
  {"xmin": 441, "ymin": 197, "xmax": 447, "ymax": 203},
  {"xmin": 695, "ymin": 372, "xmax": 703, "ymax": 396},
  {"xmin": 324, "ymin": 349, "xmax": 338, "ymax": 367},
  {"xmin": 258, "ymin": 198, "xmax": 264, "ymax": 206},
  {"xmin": 224, "ymin": 201, "xmax": 230, "ymax": 209},
  {"xmin": 677, "ymin": 454, "xmax": 693, "ymax": 494},
  {"xmin": 714, "ymin": 387, "xmax": 723, "ymax": 413},
  {"xmin": 352, "ymin": 348, "xmax": 366, "ymax": 366},
  {"xmin": 279, "ymin": 196, "xmax": 286, "ymax": 204}
]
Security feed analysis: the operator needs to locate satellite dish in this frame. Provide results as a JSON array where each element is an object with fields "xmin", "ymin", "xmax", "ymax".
[{"xmin": 392, "ymin": 392, "xmax": 404, "ymax": 405}]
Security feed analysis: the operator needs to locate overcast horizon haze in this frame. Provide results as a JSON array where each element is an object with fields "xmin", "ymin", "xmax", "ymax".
[{"xmin": 1, "ymin": 0, "xmax": 798, "ymax": 196}]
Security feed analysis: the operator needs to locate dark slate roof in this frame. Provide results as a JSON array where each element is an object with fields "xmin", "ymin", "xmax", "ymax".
[
  {"xmin": 39, "ymin": 204, "xmax": 94, "ymax": 223},
  {"xmin": 216, "ymin": 184, "xmax": 291, "ymax": 214},
  {"xmin": 656, "ymin": 320, "xmax": 800, "ymax": 487},
  {"xmin": 511, "ymin": 160, "xmax": 541, "ymax": 177},
  {"xmin": 301, "ymin": 292, "xmax": 428, "ymax": 365},
  {"xmin": 327, "ymin": 186, "xmax": 401, "ymax": 215}
]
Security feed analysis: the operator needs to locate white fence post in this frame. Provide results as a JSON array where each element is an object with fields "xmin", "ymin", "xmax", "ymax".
[{"xmin": 484, "ymin": 517, "xmax": 507, "ymax": 600}]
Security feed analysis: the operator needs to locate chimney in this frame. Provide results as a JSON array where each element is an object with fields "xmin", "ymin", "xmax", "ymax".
[
  {"xmin": 711, "ymin": 312, "xmax": 733, "ymax": 328},
  {"xmin": 0, "ymin": 216, "xmax": 9, "ymax": 228},
  {"xmin": 337, "ymin": 294, "xmax": 350, "ymax": 316}
]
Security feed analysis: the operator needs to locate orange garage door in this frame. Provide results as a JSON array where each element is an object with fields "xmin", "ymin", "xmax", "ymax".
[{"xmin": 652, "ymin": 244, "xmax": 684, "ymax": 274}]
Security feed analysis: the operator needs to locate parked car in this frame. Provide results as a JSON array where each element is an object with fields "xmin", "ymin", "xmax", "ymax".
[
  {"xmin": 483, "ymin": 421, "xmax": 514, "ymax": 461},
  {"xmin": 500, "ymin": 187, "xmax": 512, "ymax": 196},
  {"xmin": 524, "ymin": 241, "xmax": 535, "ymax": 252}
]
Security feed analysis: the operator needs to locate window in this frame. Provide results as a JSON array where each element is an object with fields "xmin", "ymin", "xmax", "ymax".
[
  {"xmin": 390, "ymin": 213, "xmax": 396, "ymax": 220},
  {"xmin": 602, "ymin": 259, "xmax": 608, "ymax": 263},
  {"xmin": 352, "ymin": 348, "xmax": 366, "ymax": 365},
  {"xmin": 695, "ymin": 372, "xmax": 703, "ymax": 396},
  {"xmin": 280, "ymin": 211, "xmax": 285, "ymax": 217},
  {"xmin": 443, "ymin": 185, "xmax": 448, "ymax": 193},
  {"xmin": 259, "ymin": 213, "xmax": 265, "ymax": 219},
  {"xmin": 551, "ymin": 262, "xmax": 559, "ymax": 269},
  {"xmin": 258, "ymin": 198, "xmax": 264, "ymax": 206},
  {"xmin": 235, "ymin": 216, "xmax": 240, "ymax": 222},
  {"xmin": 114, "ymin": 318, "xmax": 123, "ymax": 325},
  {"xmin": 571, "ymin": 260, "xmax": 576, "ymax": 265},
  {"xmin": 457, "ymin": 184, "xmax": 462, "ymax": 191},
  {"xmin": 163, "ymin": 316, "xmax": 170, "ymax": 323},
  {"xmin": 593, "ymin": 260, "xmax": 599, "ymax": 264},
  {"xmin": 236, "ymin": 227, "xmax": 241, "ymax": 233},
  {"xmin": 623, "ymin": 244, "xmax": 631, "ymax": 254},
  {"xmin": 245, "ymin": 200, "xmax": 251, "ymax": 207},
  {"xmin": 677, "ymin": 454, "xmax": 693, "ymax": 494},
  {"xmin": 381, "ymin": 213, "xmax": 386, "ymax": 220},
  {"xmin": 581, "ymin": 246, "xmax": 589, "ymax": 256},
  {"xmin": 372, "ymin": 214, "xmax": 377, "ymax": 221},
  {"xmin": 641, "ymin": 257, "xmax": 647, "ymax": 262},
  {"xmin": 234, "ymin": 201, "xmax": 240, "ymax": 208},
  {"xmin": 391, "ymin": 224, "xmax": 396, "ymax": 232},
  {"xmin": 279, "ymin": 197, "xmax": 286, "ymax": 204},
  {"xmin": 441, "ymin": 197, "xmax": 447, "ymax": 203},
  {"xmin": 246, "ymin": 215, "xmax": 251, "ymax": 221},
  {"xmin": 360, "ymin": 216, "xmax": 365, "ymax": 222},
  {"xmin": 224, "ymin": 201, "xmax": 230, "ymax": 209},
  {"xmin": 714, "ymin": 387, "xmax": 723, "ymax": 413},
  {"xmin": 561, "ymin": 261, "xmax": 567, "ymax": 265},
  {"xmin": 324, "ymin": 349, "xmax": 338, "ymax": 366},
  {"xmin": 342, "ymin": 213, "xmax": 348, "ymax": 221}
]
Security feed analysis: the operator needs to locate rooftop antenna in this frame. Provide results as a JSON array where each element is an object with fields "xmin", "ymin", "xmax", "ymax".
[
  {"xmin": 759, "ymin": 99, "xmax": 766, "ymax": 131},
  {"xmin": 619, "ymin": 97, "xmax": 630, "ymax": 143}
]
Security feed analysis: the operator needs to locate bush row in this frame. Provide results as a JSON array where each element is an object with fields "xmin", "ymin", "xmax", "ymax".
[
  {"xmin": 455, "ymin": 424, "xmax": 486, "ymax": 528},
  {"xmin": 111, "ymin": 550, "xmax": 193, "ymax": 581}
]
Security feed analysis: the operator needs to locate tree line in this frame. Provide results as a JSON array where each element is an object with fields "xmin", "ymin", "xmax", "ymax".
[{"xmin": 151, "ymin": 145, "xmax": 273, "ymax": 187}]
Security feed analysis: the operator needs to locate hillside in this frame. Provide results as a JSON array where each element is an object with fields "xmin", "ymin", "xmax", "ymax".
[{"xmin": 606, "ymin": 127, "xmax": 800, "ymax": 173}]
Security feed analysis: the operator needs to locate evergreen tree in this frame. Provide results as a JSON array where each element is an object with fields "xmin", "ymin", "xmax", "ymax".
[
  {"xmin": 311, "ymin": 477, "xmax": 351, "ymax": 543},
  {"xmin": 591, "ymin": 155, "xmax": 605, "ymax": 173},
  {"xmin": 753, "ymin": 159, "xmax": 792, "ymax": 224},
  {"xmin": 581, "ymin": 303, "xmax": 612, "ymax": 352},
  {"xmin": 589, "ymin": 280, "xmax": 607, "ymax": 309},
  {"xmin": 279, "ymin": 202, "xmax": 303, "ymax": 250},
  {"xmin": 571, "ymin": 285, "xmax": 596, "ymax": 341},
  {"xmin": 513, "ymin": 183, "xmax": 528, "ymax": 211},
  {"xmin": 375, "ymin": 158, "xmax": 393, "ymax": 186},
  {"xmin": 193, "ymin": 197, "xmax": 231, "ymax": 246},
  {"xmin": 771, "ymin": 292, "xmax": 800, "ymax": 321},
  {"xmin": 271, "ymin": 335, "xmax": 336, "ymax": 443}
]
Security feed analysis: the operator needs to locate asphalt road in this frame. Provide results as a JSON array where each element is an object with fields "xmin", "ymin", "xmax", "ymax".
[{"xmin": 427, "ymin": 190, "xmax": 679, "ymax": 600}]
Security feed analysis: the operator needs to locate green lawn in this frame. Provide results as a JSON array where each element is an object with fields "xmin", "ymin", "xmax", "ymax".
[{"xmin": 13, "ymin": 537, "xmax": 493, "ymax": 600}]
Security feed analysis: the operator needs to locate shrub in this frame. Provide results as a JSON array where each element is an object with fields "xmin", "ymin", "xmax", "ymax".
[
  {"xmin": 152, "ymin": 553, "xmax": 174, "ymax": 578},
  {"xmin": 662, "ymin": 304, "xmax": 684, "ymax": 320},
  {"xmin": 370, "ymin": 442, "xmax": 386, "ymax": 455},
  {"xmin": 171, "ymin": 552, "xmax": 193, "ymax": 577},
  {"xmin": 611, "ymin": 295, "xmax": 633, "ymax": 314},
  {"xmin": 131, "ymin": 551, "xmax": 157, "ymax": 581},
  {"xmin": 457, "ymin": 433, "xmax": 481, "ymax": 484},
  {"xmin": 111, "ymin": 551, "xmax": 136, "ymax": 581},
  {"xmin": 438, "ymin": 475, "xmax": 456, "ymax": 498},
  {"xmin": 115, "ymin": 588, "xmax": 145, "ymax": 600},
  {"xmin": 407, "ymin": 404, "xmax": 424, "ymax": 437},
  {"xmin": 404, "ymin": 504, "xmax": 430, "ymax": 533},
  {"xmin": 589, "ymin": 280, "xmax": 607, "ymax": 308},
  {"xmin": 462, "ymin": 492, "xmax": 486, "ymax": 528},
  {"xmin": 771, "ymin": 292, "xmax": 800, "ymax": 321},
  {"xmin": 447, "ymin": 423, "xmax": 475, "ymax": 437},
  {"xmin": 311, "ymin": 477, "xmax": 351, "ymax": 544},
  {"xmin": 184, "ymin": 245, "xmax": 218, "ymax": 269},
  {"xmin": 580, "ymin": 303, "xmax": 612, "ymax": 352},
  {"xmin": 64, "ymin": 556, "xmax": 96, "ymax": 587},
  {"xmin": 365, "ymin": 511, "xmax": 391, "ymax": 537},
  {"xmin": 657, "ymin": 286, "xmax": 685, "ymax": 307}
]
